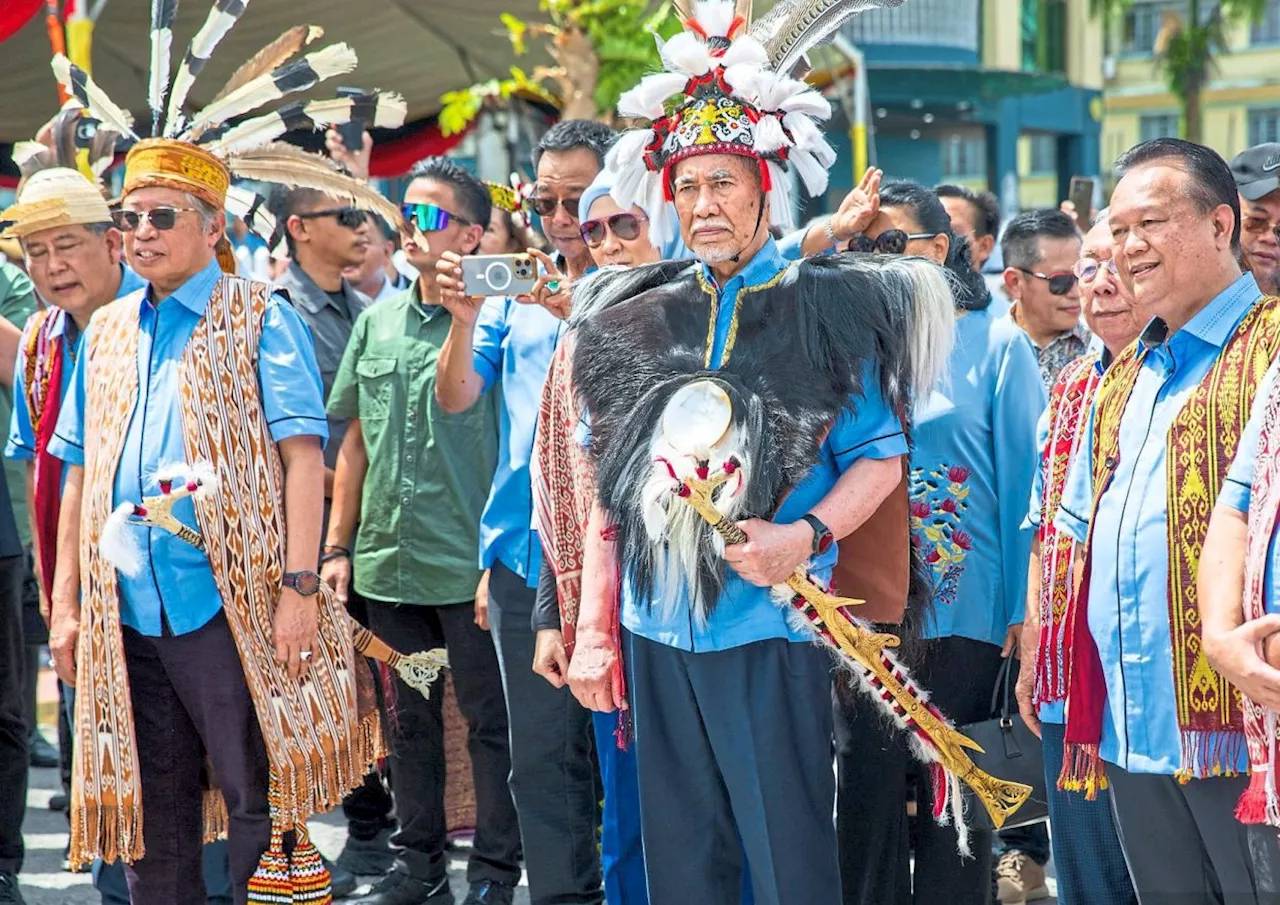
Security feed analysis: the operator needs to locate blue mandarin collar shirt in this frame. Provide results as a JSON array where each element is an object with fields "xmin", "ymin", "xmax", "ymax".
[
  {"xmin": 618, "ymin": 239, "xmax": 908, "ymax": 652},
  {"xmin": 911, "ymin": 308, "xmax": 1045, "ymax": 648},
  {"xmin": 1056, "ymin": 272, "xmax": 1262, "ymax": 774},
  {"xmin": 7, "ymin": 265, "xmax": 146, "ymax": 471},
  {"xmin": 48, "ymin": 259, "xmax": 328, "ymax": 637}
]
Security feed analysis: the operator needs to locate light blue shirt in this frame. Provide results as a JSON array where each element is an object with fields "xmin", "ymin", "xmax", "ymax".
[
  {"xmin": 619, "ymin": 239, "xmax": 908, "ymax": 652},
  {"xmin": 912, "ymin": 308, "xmax": 1044, "ymax": 648},
  {"xmin": 6, "ymin": 265, "xmax": 147, "ymax": 472},
  {"xmin": 472, "ymin": 296, "xmax": 566, "ymax": 586},
  {"xmin": 1221, "ymin": 355, "xmax": 1280, "ymax": 611},
  {"xmin": 1056, "ymin": 272, "xmax": 1262, "ymax": 775},
  {"xmin": 48, "ymin": 259, "xmax": 328, "ymax": 637}
]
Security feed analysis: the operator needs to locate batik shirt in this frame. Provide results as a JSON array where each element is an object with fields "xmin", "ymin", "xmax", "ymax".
[{"xmin": 912, "ymin": 307, "xmax": 1045, "ymax": 647}]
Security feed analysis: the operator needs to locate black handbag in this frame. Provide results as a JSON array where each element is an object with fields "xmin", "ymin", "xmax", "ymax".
[{"xmin": 959, "ymin": 657, "xmax": 1050, "ymax": 830}]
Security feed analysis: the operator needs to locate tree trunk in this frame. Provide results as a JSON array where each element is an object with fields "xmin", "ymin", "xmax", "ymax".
[{"xmin": 1184, "ymin": 76, "xmax": 1204, "ymax": 143}]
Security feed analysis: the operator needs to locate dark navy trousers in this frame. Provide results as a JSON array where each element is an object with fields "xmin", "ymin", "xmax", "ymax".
[
  {"xmin": 1038, "ymin": 720, "xmax": 1136, "ymax": 905},
  {"xmin": 625, "ymin": 630, "xmax": 840, "ymax": 905}
]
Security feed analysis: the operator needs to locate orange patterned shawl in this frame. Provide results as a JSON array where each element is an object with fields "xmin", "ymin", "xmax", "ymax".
[{"xmin": 70, "ymin": 275, "xmax": 382, "ymax": 866}]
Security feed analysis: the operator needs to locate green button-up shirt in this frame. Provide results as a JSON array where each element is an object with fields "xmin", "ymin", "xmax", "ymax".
[
  {"xmin": 328, "ymin": 284, "xmax": 499, "ymax": 605},
  {"xmin": 0, "ymin": 262, "xmax": 36, "ymax": 547}
]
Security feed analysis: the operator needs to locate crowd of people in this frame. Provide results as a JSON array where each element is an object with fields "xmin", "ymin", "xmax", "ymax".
[{"xmin": 6, "ymin": 2, "xmax": 1280, "ymax": 905}]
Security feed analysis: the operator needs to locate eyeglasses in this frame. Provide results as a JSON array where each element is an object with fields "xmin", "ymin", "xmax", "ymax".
[
  {"xmin": 112, "ymin": 207, "xmax": 201, "ymax": 232},
  {"xmin": 525, "ymin": 195, "xmax": 581, "ymax": 220},
  {"xmin": 401, "ymin": 202, "xmax": 471, "ymax": 233},
  {"xmin": 1073, "ymin": 257, "xmax": 1119, "ymax": 283},
  {"xmin": 295, "ymin": 207, "xmax": 368, "ymax": 230},
  {"xmin": 847, "ymin": 230, "xmax": 940, "ymax": 255},
  {"xmin": 1016, "ymin": 267, "xmax": 1078, "ymax": 296},
  {"xmin": 579, "ymin": 212, "xmax": 648, "ymax": 248}
]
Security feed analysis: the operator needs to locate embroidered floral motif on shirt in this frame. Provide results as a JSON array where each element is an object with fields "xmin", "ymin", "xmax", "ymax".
[{"xmin": 909, "ymin": 463, "xmax": 973, "ymax": 606}]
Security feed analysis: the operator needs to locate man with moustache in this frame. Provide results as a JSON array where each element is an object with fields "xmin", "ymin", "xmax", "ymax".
[
  {"xmin": 325, "ymin": 156, "xmax": 520, "ymax": 905},
  {"xmin": 1054, "ymin": 138, "xmax": 1280, "ymax": 902},
  {"xmin": 434, "ymin": 118, "xmax": 615, "ymax": 905},
  {"xmin": 272, "ymin": 187, "xmax": 388, "ymax": 889},
  {"xmin": 1011, "ymin": 210, "xmax": 1139, "ymax": 905},
  {"xmin": 1230, "ymin": 144, "xmax": 1280, "ymax": 296},
  {"xmin": 1001, "ymin": 209, "xmax": 1087, "ymax": 391}
]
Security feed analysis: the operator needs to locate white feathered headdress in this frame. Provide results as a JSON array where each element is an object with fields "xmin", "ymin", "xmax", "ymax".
[{"xmin": 608, "ymin": 0, "xmax": 903, "ymax": 248}]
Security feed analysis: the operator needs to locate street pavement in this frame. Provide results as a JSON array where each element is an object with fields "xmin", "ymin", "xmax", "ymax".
[
  {"xmin": 19, "ymin": 761, "xmax": 531, "ymax": 904},
  {"xmin": 17, "ymin": 666, "xmax": 1053, "ymax": 905}
]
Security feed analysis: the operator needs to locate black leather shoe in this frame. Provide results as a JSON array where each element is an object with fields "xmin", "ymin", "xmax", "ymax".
[
  {"xmin": 336, "ymin": 826, "xmax": 397, "ymax": 876},
  {"xmin": 324, "ymin": 855, "xmax": 358, "ymax": 898},
  {"xmin": 462, "ymin": 881, "xmax": 514, "ymax": 905},
  {"xmin": 47, "ymin": 791, "xmax": 68, "ymax": 812},
  {"xmin": 0, "ymin": 872, "xmax": 26, "ymax": 905},
  {"xmin": 352, "ymin": 870, "xmax": 452, "ymax": 905},
  {"xmin": 28, "ymin": 730, "xmax": 58, "ymax": 768}
]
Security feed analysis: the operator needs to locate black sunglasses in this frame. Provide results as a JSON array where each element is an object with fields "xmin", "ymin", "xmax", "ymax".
[
  {"xmin": 579, "ymin": 212, "xmax": 647, "ymax": 247},
  {"xmin": 525, "ymin": 195, "xmax": 581, "ymax": 220},
  {"xmin": 296, "ymin": 207, "xmax": 367, "ymax": 230},
  {"xmin": 1016, "ymin": 267, "xmax": 1078, "ymax": 296},
  {"xmin": 847, "ymin": 230, "xmax": 940, "ymax": 255},
  {"xmin": 112, "ymin": 207, "xmax": 200, "ymax": 232}
]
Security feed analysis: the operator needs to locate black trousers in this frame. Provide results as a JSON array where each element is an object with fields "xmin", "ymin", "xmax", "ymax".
[
  {"xmin": 627, "ymin": 630, "xmax": 840, "ymax": 905},
  {"xmin": 341, "ymin": 590, "xmax": 396, "ymax": 840},
  {"xmin": 121, "ymin": 610, "xmax": 271, "ymax": 905},
  {"xmin": 0, "ymin": 554, "xmax": 26, "ymax": 876},
  {"xmin": 488, "ymin": 562, "xmax": 601, "ymax": 905},
  {"xmin": 834, "ymin": 634, "xmax": 1005, "ymax": 905},
  {"xmin": 1108, "ymin": 767, "xmax": 1280, "ymax": 905},
  {"xmin": 366, "ymin": 598, "xmax": 522, "ymax": 886}
]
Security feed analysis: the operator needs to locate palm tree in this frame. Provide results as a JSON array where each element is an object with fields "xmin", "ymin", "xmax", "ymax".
[{"xmin": 1090, "ymin": 0, "xmax": 1268, "ymax": 143}]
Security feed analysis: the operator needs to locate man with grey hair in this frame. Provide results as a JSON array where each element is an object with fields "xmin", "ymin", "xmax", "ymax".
[{"xmin": 1, "ymin": 167, "xmax": 238, "ymax": 905}]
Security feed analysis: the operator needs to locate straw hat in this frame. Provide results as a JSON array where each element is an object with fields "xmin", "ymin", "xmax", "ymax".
[{"xmin": 0, "ymin": 167, "xmax": 113, "ymax": 239}]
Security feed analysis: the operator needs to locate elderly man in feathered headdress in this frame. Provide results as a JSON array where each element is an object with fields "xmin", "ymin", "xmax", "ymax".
[
  {"xmin": 35, "ymin": 3, "xmax": 409, "ymax": 902},
  {"xmin": 560, "ymin": 1, "xmax": 968, "ymax": 901}
]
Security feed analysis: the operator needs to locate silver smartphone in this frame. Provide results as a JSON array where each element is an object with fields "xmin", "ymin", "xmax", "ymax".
[{"xmin": 461, "ymin": 253, "xmax": 538, "ymax": 297}]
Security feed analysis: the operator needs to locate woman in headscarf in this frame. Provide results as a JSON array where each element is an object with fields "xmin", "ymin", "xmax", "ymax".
[
  {"xmin": 834, "ymin": 181, "xmax": 1045, "ymax": 905},
  {"xmin": 529, "ymin": 170, "xmax": 674, "ymax": 905}
]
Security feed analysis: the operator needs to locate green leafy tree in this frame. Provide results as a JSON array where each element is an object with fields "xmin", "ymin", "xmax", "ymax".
[
  {"xmin": 1090, "ymin": 0, "xmax": 1267, "ymax": 143},
  {"xmin": 439, "ymin": 0, "xmax": 682, "ymax": 135}
]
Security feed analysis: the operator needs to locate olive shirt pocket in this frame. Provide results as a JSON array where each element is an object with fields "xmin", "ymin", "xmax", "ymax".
[{"xmin": 355, "ymin": 357, "xmax": 397, "ymax": 421}]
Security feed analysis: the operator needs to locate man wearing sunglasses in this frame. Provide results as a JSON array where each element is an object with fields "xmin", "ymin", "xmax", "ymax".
[
  {"xmin": 1231, "ymin": 144, "xmax": 1280, "ymax": 297},
  {"xmin": 42, "ymin": 139, "xmax": 343, "ymax": 904},
  {"xmin": 1000, "ymin": 209, "xmax": 1088, "ymax": 392},
  {"xmin": 325, "ymin": 157, "xmax": 522, "ymax": 905},
  {"xmin": 271, "ymin": 185, "xmax": 384, "ymax": 893},
  {"xmin": 435, "ymin": 119, "xmax": 617, "ymax": 905}
]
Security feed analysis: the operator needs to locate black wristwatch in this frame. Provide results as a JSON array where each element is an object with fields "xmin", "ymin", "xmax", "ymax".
[
  {"xmin": 799, "ymin": 513, "xmax": 834, "ymax": 556},
  {"xmin": 283, "ymin": 570, "xmax": 323, "ymax": 597}
]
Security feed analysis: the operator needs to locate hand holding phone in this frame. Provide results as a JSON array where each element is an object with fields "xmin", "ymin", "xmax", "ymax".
[
  {"xmin": 461, "ymin": 254, "xmax": 539, "ymax": 297},
  {"xmin": 1067, "ymin": 176, "xmax": 1095, "ymax": 231}
]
